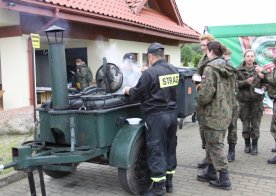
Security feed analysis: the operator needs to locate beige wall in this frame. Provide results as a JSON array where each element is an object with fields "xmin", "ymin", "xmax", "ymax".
[
  {"xmin": 0, "ymin": 36, "xmax": 30, "ymax": 110},
  {"xmin": 0, "ymin": 9, "xmax": 19, "ymax": 27},
  {"xmin": 0, "ymin": 35, "xmax": 181, "ymax": 110},
  {"xmin": 87, "ymin": 39, "xmax": 182, "ymax": 79}
]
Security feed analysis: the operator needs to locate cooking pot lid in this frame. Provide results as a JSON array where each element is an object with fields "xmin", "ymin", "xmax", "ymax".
[{"xmin": 96, "ymin": 63, "xmax": 123, "ymax": 93}]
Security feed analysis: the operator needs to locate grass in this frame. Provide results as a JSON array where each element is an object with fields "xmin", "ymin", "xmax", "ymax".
[{"xmin": 0, "ymin": 134, "xmax": 34, "ymax": 175}]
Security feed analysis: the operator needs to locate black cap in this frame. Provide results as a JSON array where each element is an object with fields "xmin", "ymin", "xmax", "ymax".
[
  {"xmin": 123, "ymin": 53, "xmax": 136, "ymax": 62},
  {"xmin": 147, "ymin": 42, "xmax": 164, "ymax": 54}
]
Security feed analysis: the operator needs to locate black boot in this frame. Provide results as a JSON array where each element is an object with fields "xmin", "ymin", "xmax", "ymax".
[
  {"xmin": 166, "ymin": 174, "xmax": 173, "ymax": 193},
  {"xmin": 244, "ymin": 138, "xmax": 251, "ymax": 153},
  {"xmin": 227, "ymin": 144, "xmax": 236, "ymax": 162},
  {"xmin": 198, "ymin": 157, "xmax": 208, "ymax": 168},
  {"xmin": 251, "ymin": 139, "xmax": 258, "ymax": 155},
  {"xmin": 143, "ymin": 181, "xmax": 165, "ymax": 196},
  {"xmin": 271, "ymin": 138, "xmax": 276, "ymax": 152},
  {"xmin": 267, "ymin": 156, "xmax": 276, "ymax": 164},
  {"xmin": 209, "ymin": 169, "xmax": 232, "ymax": 191},
  {"xmin": 197, "ymin": 164, "xmax": 217, "ymax": 182}
]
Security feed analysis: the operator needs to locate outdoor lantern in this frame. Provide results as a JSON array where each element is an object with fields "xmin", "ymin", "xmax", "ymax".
[{"xmin": 45, "ymin": 25, "xmax": 65, "ymax": 44}]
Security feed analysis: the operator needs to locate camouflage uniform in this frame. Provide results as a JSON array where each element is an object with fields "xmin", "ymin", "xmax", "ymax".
[
  {"xmin": 262, "ymin": 67, "xmax": 276, "ymax": 140},
  {"xmin": 236, "ymin": 62, "xmax": 266, "ymax": 140},
  {"xmin": 227, "ymin": 103, "xmax": 239, "ymax": 144},
  {"xmin": 227, "ymin": 65, "xmax": 239, "ymax": 145},
  {"xmin": 196, "ymin": 54, "xmax": 209, "ymax": 149},
  {"xmin": 197, "ymin": 58, "xmax": 235, "ymax": 170},
  {"xmin": 76, "ymin": 63, "xmax": 90, "ymax": 90}
]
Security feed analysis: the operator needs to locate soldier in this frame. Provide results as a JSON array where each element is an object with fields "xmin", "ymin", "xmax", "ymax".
[
  {"xmin": 196, "ymin": 41, "xmax": 235, "ymax": 190},
  {"xmin": 195, "ymin": 34, "xmax": 215, "ymax": 169},
  {"xmin": 224, "ymin": 49, "xmax": 239, "ymax": 162},
  {"xmin": 255, "ymin": 59, "xmax": 276, "ymax": 163},
  {"xmin": 75, "ymin": 58, "xmax": 93, "ymax": 91},
  {"xmin": 236, "ymin": 49, "xmax": 267, "ymax": 155}
]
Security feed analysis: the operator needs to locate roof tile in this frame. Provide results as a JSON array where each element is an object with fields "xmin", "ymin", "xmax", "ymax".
[{"xmin": 44, "ymin": 0, "xmax": 199, "ymax": 37}]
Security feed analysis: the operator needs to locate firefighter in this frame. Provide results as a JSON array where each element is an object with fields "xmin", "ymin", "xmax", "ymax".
[{"xmin": 125, "ymin": 42, "xmax": 179, "ymax": 196}]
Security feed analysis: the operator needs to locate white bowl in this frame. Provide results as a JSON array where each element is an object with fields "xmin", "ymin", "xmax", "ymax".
[{"xmin": 126, "ymin": 118, "xmax": 142, "ymax": 125}]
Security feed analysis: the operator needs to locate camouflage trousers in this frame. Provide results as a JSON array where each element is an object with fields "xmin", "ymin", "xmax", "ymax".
[
  {"xmin": 227, "ymin": 104, "xmax": 239, "ymax": 144},
  {"xmin": 204, "ymin": 125, "xmax": 228, "ymax": 170},
  {"xmin": 197, "ymin": 106, "xmax": 206, "ymax": 149},
  {"xmin": 239, "ymin": 101, "xmax": 263, "ymax": 140},
  {"xmin": 270, "ymin": 100, "xmax": 276, "ymax": 139}
]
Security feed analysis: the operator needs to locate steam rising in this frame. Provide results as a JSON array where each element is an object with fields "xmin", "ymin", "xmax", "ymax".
[
  {"xmin": 116, "ymin": 59, "xmax": 142, "ymax": 94},
  {"xmin": 95, "ymin": 37, "xmax": 142, "ymax": 94}
]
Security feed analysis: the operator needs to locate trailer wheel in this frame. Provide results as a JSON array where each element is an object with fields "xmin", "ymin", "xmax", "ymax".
[
  {"xmin": 118, "ymin": 134, "xmax": 151, "ymax": 195},
  {"xmin": 43, "ymin": 169, "xmax": 72, "ymax": 178}
]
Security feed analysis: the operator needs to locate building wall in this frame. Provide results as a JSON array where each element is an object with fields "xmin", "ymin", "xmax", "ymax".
[
  {"xmin": 0, "ymin": 9, "xmax": 19, "ymax": 26},
  {"xmin": 87, "ymin": 39, "xmax": 182, "ymax": 78},
  {"xmin": 0, "ymin": 36, "xmax": 30, "ymax": 110},
  {"xmin": 0, "ymin": 35, "xmax": 181, "ymax": 110}
]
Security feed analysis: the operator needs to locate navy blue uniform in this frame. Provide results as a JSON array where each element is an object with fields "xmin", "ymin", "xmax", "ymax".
[{"xmin": 129, "ymin": 59, "xmax": 179, "ymax": 181}]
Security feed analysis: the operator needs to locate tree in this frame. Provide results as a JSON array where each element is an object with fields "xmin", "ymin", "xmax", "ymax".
[{"xmin": 181, "ymin": 43, "xmax": 202, "ymax": 67}]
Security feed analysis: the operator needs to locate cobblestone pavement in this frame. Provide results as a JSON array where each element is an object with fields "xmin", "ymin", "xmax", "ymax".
[{"xmin": 1, "ymin": 114, "xmax": 276, "ymax": 196}]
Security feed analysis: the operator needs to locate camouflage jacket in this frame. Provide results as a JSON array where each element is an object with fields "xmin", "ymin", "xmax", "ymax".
[
  {"xmin": 196, "ymin": 54, "xmax": 210, "ymax": 124},
  {"xmin": 197, "ymin": 57, "xmax": 235, "ymax": 130},
  {"xmin": 76, "ymin": 63, "xmax": 89, "ymax": 90},
  {"xmin": 226, "ymin": 61, "xmax": 239, "ymax": 108},
  {"xmin": 197, "ymin": 54, "xmax": 209, "ymax": 76},
  {"xmin": 263, "ymin": 67, "xmax": 276, "ymax": 99},
  {"xmin": 236, "ymin": 61, "xmax": 267, "ymax": 102}
]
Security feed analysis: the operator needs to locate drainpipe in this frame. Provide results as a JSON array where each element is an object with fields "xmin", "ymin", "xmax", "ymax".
[{"xmin": 27, "ymin": 11, "xmax": 59, "ymax": 108}]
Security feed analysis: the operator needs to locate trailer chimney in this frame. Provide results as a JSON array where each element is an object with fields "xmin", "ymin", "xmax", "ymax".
[{"xmin": 45, "ymin": 25, "xmax": 69, "ymax": 110}]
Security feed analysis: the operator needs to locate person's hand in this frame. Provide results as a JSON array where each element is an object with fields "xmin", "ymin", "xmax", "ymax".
[
  {"xmin": 69, "ymin": 70, "xmax": 76, "ymax": 75},
  {"xmin": 196, "ymin": 83, "xmax": 201, "ymax": 92},
  {"xmin": 255, "ymin": 66, "xmax": 264, "ymax": 73},
  {"xmin": 246, "ymin": 77, "xmax": 254, "ymax": 85},
  {"xmin": 258, "ymin": 73, "xmax": 264, "ymax": 79},
  {"xmin": 124, "ymin": 86, "xmax": 131, "ymax": 95},
  {"xmin": 261, "ymin": 86, "xmax": 267, "ymax": 91}
]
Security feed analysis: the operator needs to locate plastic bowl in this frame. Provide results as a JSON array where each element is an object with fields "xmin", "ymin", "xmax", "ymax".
[{"xmin": 126, "ymin": 118, "xmax": 142, "ymax": 125}]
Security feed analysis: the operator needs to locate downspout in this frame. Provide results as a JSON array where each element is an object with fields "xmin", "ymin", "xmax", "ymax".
[
  {"xmin": 28, "ymin": 38, "xmax": 34, "ymax": 105},
  {"xmin": 27, "ymin": 9, "xmax": 59, "ymax": 123}
]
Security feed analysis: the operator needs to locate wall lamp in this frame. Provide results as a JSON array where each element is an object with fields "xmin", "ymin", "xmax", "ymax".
[{"xmin": 7, "ymin": 2, "xmax": 16, "ymax": 7}]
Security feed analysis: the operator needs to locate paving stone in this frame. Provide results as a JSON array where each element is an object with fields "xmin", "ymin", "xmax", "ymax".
[{"xmin": 0, "ymin": 114, "xmax": 276, "ymax": 195}]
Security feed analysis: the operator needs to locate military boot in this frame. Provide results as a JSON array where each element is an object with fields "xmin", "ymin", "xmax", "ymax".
[
  {"xmin": 227, "ymin": 144, "xmax": 236, "ymax": 162},
  {"xmin": 271, "ymin": 138, "xmax": 276, "ymax": 152},
  {"xmin": 267, "ymin": 156, "xmax": 276, "ymax": 164},
  {"xmin": 209, "ymin": 169, "xmax": 232, "ymax": 191},
  {"xmin": 244, "ymin": 138, "xmax": 251, "ymax": 153},
  {"xmin": 251, "ymin": 139, "xmax": 258, "ymax": 155},
  {"xmin": 197, "ymin": 164, "xmax": 217, "ymax": 182},
  {"xmin": 165, "ymin": 174, "xmax": 173, "ymax": 193},
  {"xmin": 197, "ymin": 157, "xmax": 208, "ymax": 168},
  {"xmin": 143, "ymin": 181, "xmax": 165, "ymax": 196}
]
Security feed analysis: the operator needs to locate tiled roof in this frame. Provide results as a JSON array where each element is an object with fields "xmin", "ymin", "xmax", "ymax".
[
  {"xmin": 44, "ymin": 0, "xmax": 199, "ymax": 38},
  {"xmin": 125, "ymin": 0, "xmax": 143, "ymax": 13}
]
